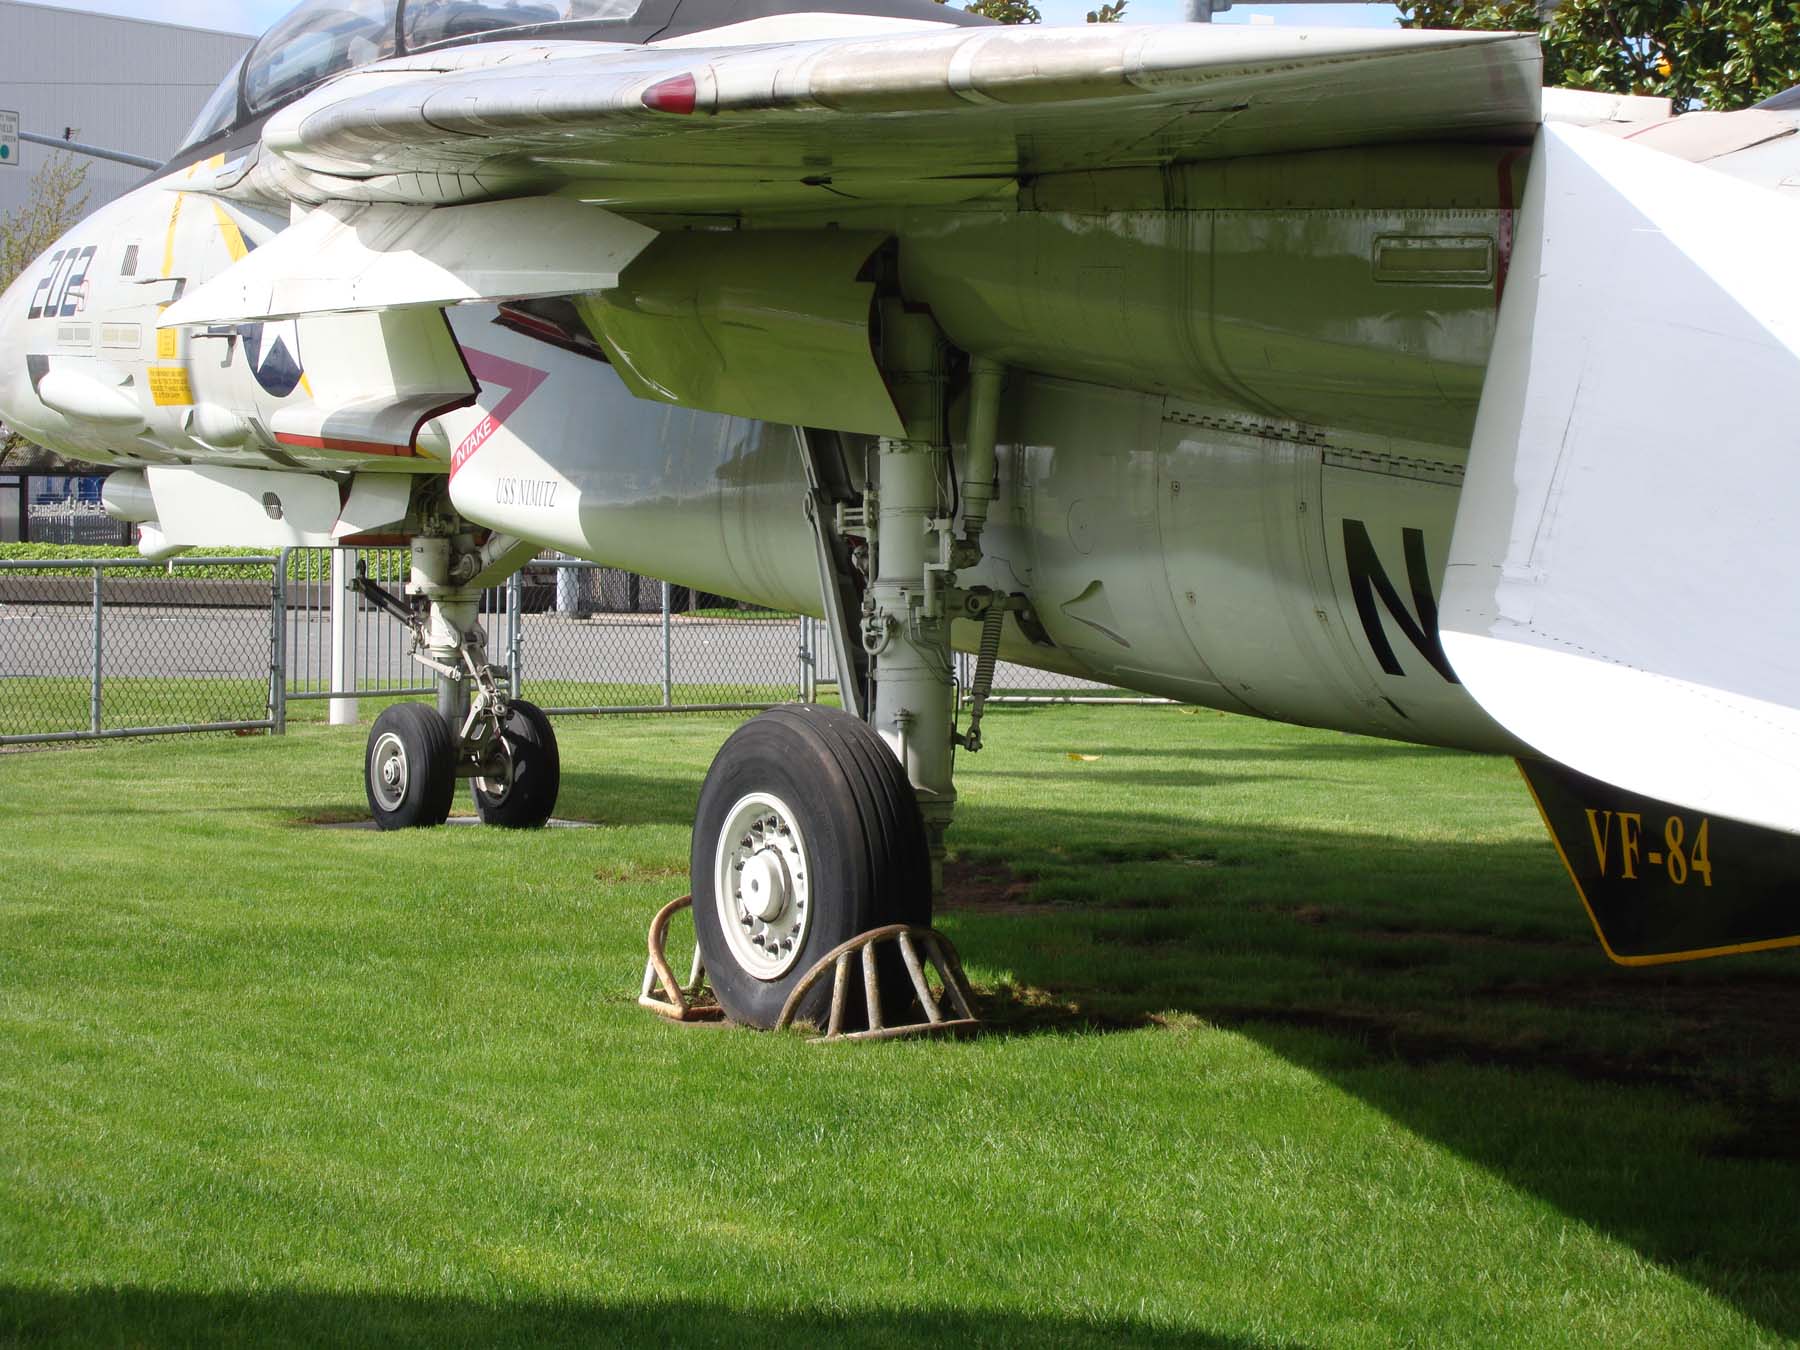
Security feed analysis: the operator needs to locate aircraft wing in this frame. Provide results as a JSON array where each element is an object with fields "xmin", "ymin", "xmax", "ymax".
[
  {"xmin": 239, "ymin": 24, "xmax": 1541, "ymax": 211},
  {"xmin": 1442, "ymin": 122, "xmax": 1800, "ymax": 836}
]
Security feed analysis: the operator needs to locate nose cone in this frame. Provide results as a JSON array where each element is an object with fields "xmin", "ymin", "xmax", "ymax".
[
  {"xmin": 0, "ymin": 263, "xmax": 49, "ymax": 439},
  {"xmin": 0, "ymin": 270, "xmax": 31, "ymax": 425},
  {"xmin": 0, "ymin": 256, "xmax": 71, "ymax": 451}
]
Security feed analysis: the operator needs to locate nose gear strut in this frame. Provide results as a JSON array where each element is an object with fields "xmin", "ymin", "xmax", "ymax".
[
  {"xmin": 351, "ymin": 557, "xmax": 511, "ymax": 770},
  {"xmin": 351, "ymin": 537, "xmax": 559, "ymax": 830}
]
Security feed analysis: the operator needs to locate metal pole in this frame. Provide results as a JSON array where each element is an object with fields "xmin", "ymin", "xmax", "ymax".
[
  {"xmin": 270, "ymin": 550, "xmax": 288, "ymax": 736},
  {"xmin": 557, "ymin": 553, "xmax": 578, "ymax": 616},
  {"xmin": 89, "ymin": 566, "xmax": 102, "ymax": 734},
  {"xmin": 797, "ymin": 617, "xmax": 809, "ymax": 703},
  {"xmin": 329, "ymin": 547, "xmax": 359, "ymax": 725},
  {"xmin": 661, "ymin": 578, "xmax": 673, "ymax": 707},
  {"xmin": 18, "ymin": 128, "xmax": 161, "ymax": 170},
  {"xmin": 508, "ymin": 570, "xmax": 523, "ymax": 698}
]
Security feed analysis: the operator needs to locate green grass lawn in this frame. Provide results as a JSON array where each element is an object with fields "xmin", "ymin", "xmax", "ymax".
[
  {"xmin": 0, "ymin": 680, "xmax": 798, "ymax": 740},
  {"xmin": 2, "ymin": 707, "xmax": 1797, "ymax": 1347}
]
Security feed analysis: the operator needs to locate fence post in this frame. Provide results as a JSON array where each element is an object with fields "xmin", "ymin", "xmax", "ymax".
[
  {"xmin": 270, "ymin": 550, "xmax": 288, "ymax": 735},
  {"xmin": 661, "ymin": 579, "xmax": 673, "ymax": 707},
  {"xmin": 508, "ymin": 570, "xmax": 523, "ymax": 698},
  {"xmin": 329, "ymin": 546, "xmax": 359, "ymax": 725},
  {"xmin": 797, "ymin": 617, "xmax": 810, "ymax": 703},
  {"xmin": 89, "ymin": 565, "xmax": 103, "ymax": 734}
]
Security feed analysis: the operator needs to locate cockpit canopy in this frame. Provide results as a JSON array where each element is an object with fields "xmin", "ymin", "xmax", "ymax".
[
  {"xmin": 179, "ymin": 0, "xmax": 650, "ymax": 150},
  {"xmin": 405, "ymin": 1, "xmax": 644, "ymax": 49},
  {"xmin": 246, "ymin": 0, "xmax": 398, "ymax": 114},
  {"xmin": 174, "ymin": 0, "xmax": 980, "ymax": 157}
]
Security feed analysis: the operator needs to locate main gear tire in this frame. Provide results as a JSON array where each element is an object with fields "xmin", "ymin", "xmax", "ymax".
[
  {"xmin": 365, "ymin": 702, "xmax": 456, "ymax": 830},
  {"xmin": 471, "ymin": 700, "xmax": 561, "ymax": 829},
  {"xmin": 690, "ymin": 705, "xmax": 931, "ymax": 1029}
]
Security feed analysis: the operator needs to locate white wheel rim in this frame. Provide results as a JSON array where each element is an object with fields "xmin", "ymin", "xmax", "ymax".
[
  {"xmin": 713, "ymin": 791, "xmax": 812, "ymax": 980},
  {"xmin": 475, "ymin": 737, "xmax": 515, "ymax": 802},
  {"xmin": 370, "ymin": 731, "xmax": 408, "ymax": 812}
]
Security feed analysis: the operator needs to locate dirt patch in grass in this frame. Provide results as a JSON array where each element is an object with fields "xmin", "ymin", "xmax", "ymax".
[
  {"xmin": 1254, "ymin": 901, "xmax": 1586, "ymax": 950},
  {"xmin": 1353, "ymin": 926, "xmax": 1588, "ymax": 952},
  {"xmin": 594, "ymin": 863, "xmax": 687, "ymax": 884},
  {"xmin": 939, "ymin": 859, "xmax": 1058, "ymax": 916},
  {"xmin": 293, "ymin": 808, "xmax": 368, "ymax": 826},
  {"xmin": 1486, "ymin": 975, "xmax": 1800, "ymax": 1065},
  {"xmin": 965, "ymin": 970, "xmax": 1800, "ymax": 1114}
]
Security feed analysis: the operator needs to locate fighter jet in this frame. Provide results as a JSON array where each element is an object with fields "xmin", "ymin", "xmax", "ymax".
[{"xmin": 3, "ymin": 0, "xmax": 1798, "ymax": 1026}]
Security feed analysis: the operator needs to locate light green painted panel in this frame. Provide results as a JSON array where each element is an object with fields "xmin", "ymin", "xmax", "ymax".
[
  {"xmin": 901, "ymin": 144, "xmax": 1524, "ymax": 448},
  {"xmin": 576, "ymin": 229, "xmax": 904, "ymax": 438}
]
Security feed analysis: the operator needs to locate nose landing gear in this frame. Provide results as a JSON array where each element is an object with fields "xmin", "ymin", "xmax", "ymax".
[
  {"xmin": 470, "ymin": 700, "xmax": 560, "ymax": 828},
  {"xmin": 364, "ymin": 702, "xmax": 457, "ymax": 830},
  {"xmin": 354, "ymin": 536, "xmax": 560, "ymax": 831}
]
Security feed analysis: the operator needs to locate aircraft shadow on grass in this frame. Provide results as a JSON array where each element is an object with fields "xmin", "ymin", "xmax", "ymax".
[
  {"xmin": 0, "ymin": 1287, "xmax": 1280, "ymax": 1349},
  {"xmin": 562, "ymin": 747, "xmax": 1800, "ymax": 1341}
]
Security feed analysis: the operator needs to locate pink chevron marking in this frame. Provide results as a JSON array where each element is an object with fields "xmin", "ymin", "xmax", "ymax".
[{"xmin": 450, "ymin": 348, "xmax": 550, "ymax": 479}]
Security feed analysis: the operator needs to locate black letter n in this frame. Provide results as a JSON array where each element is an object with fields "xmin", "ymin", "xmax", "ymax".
[{"xmin": 1342, "ymin": 520, "xmax": 1459, "ymax": 684}]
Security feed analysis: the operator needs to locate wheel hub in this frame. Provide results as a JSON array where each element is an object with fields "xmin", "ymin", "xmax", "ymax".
[
  {"xmin": 714, "ymin": 792, "xmax": 812, "ymax": 979},
  {"xmin": 741, "ymin": 849, "xmax": 790, "ymax": 922},
  {"xmin": 370, "ymin": 731, "xmax": 408, "ymax": 811}
]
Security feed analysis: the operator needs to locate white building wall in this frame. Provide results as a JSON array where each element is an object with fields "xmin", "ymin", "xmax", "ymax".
[{"xmin": 0, "ymin": 0, "xmax": 252, "ymax": 220}]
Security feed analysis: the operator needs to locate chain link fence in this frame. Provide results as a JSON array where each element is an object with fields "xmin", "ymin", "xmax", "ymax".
[
  {"xmin": 0, "ymin": 556, "xmax": 280, "ymax": 744},
  {"xmin": 0, "ymin": 548, "xmax": 1147, "ymax": 747}
]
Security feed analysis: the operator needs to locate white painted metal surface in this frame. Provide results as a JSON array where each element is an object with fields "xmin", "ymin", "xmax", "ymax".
[
  {"xmin": 334, "ymin": 475, "xmax": 414, "ymax": 540},
  {"xmin": 162, "ymin": 198, "xmax": 657, "ymax": 327},
  {"xmin": 139, "ymin": 465, "xmax": 343, "ymax": 548},
  {"xmin": 1442, "ymin": 122, "xmax": 1800, "ymax": 833},
  {"xmin": 1540, "ymin": 88, "xmax": 1671, "ymax": 129}
]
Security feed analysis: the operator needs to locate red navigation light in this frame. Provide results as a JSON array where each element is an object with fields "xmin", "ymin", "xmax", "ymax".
[{"xmin": 642, "ymin": 74, "xmax": 698, "ymax": 115}]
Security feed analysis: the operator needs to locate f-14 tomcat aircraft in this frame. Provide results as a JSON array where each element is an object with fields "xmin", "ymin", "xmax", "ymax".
[{"xmin": 5, "ymin": 0, "xmax": 1800, "ymax": 1024}]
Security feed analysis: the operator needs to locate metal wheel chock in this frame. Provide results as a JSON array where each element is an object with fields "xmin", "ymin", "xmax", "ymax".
[
  {"xmin": 639, "ymin": 894, "xmax": 724, "ymax": 1022},
  {"xmin": 776, "ymin": 924, "xmax": 981, "ymax": 1043}
]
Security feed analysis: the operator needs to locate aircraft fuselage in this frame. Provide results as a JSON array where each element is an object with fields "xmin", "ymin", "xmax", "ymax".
[{"xmin": 0, "ymin": 139, "xmax": 1520, "ymax": 753}]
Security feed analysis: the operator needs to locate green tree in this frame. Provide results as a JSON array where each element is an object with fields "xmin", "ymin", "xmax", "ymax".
[
  {"xmin": 1397, "ymin": 1, "xmax": 1800, "ymax": 110},
  {"xmin": 0, "ymin": 149, "xmax": 88, "ymax": 469},
  {"xmin": 1087, "ymin": 0, "xmax": 1128, "ymax": 19},
  {"xmin": 959, "ymin": 0, "xmax": 1040, "ymax": 21}
]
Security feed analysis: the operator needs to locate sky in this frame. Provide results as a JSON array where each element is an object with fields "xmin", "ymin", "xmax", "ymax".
[{"xmin": 34, "ymin": 0, "xmax": 1405, "ymax": 37}]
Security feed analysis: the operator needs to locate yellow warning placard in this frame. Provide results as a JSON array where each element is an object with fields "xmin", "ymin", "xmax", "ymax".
[{"xmin": 147, "ymin": 366, "xmax": 193, "ymax": 407}]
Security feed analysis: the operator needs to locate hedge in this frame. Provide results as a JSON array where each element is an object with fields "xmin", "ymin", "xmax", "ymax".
[{"xmin": 0, "ymin": 543, "xmax": 409, "ymax": 581}]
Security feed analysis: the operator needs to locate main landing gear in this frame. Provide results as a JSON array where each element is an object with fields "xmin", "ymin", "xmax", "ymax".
[
  {"xmin": 690, "ymin": 705, "xmax": 932, "ymax": 1027},
  {"xmin": 686, "ymin": 313, "xmax": 1021, "ymax": 1029},
  {"xmin": 357, "ymin": 535, "xmax": 560, "ymax": 831}
]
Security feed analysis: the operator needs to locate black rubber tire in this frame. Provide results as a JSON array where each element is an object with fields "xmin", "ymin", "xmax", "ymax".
[
  {"xmin": 364, "ymin": 703, "xmax": 456, "ymax": 830},
  {"xmin": 690, "ymin": 705, "xmax": 932, "ymax": 1029},
  {"xmin": 471, "ymin": 700, "xmax": 561, "ymax": 829}
]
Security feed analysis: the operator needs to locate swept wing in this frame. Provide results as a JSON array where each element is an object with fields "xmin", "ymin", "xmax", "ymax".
[{"xmin": 228, "ymin": 24, "xmax": 1541, "ymax": 210}]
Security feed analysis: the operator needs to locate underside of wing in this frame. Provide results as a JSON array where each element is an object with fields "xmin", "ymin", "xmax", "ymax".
[{"xmin": 245, "ymin": 24, "xmax": 1541, "ymax": 210}]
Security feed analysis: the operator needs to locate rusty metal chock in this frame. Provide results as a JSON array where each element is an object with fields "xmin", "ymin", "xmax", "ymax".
[
  {"xmin": 776, "ymin": 923, "xmax": 980, "ymax": 1043},
  {"xmin": 639, "ymin": 894, "xmax": 724, "ymax": 1022}
]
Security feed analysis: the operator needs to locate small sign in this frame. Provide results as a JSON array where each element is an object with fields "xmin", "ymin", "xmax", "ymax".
[
  {"xmin": 1519, "ymin": 756, "xmax": 1800, "ymax": 965},
  {"xmin": 0, "ymin": 110, "xmax": 18, "ymax": 166}
]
